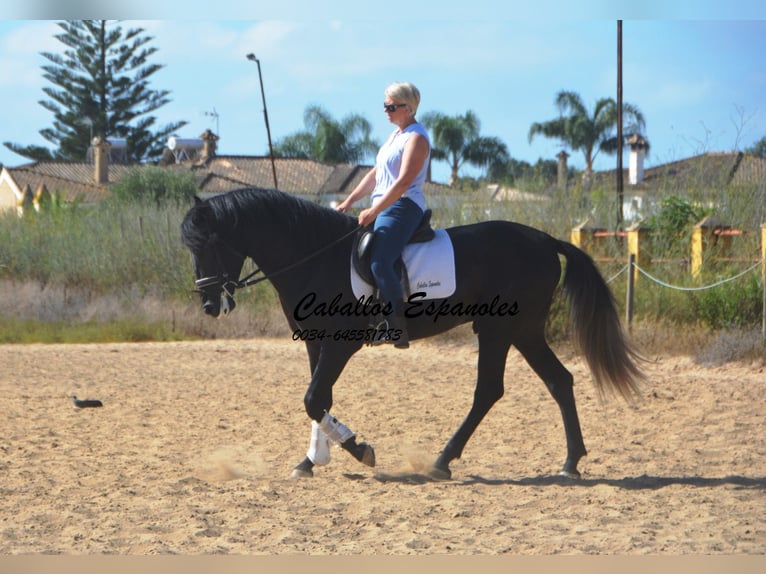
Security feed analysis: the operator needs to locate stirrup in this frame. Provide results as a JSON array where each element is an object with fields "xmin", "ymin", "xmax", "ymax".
[{"xmin": 367, "ymin": 319, "xmax": 409, "ymax": 349}]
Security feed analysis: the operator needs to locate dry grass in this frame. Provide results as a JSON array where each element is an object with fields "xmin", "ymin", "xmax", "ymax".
[{"xmin": 2, "ymin": 279, "xmax": 763, "ymax": 365}]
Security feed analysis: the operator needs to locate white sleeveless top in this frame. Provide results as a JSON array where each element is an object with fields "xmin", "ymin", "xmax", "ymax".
[{"xmin": 371, "ymin": 122, "xmax": 430, "ymax": 212}]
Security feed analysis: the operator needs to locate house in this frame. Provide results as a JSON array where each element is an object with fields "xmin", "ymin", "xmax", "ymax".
[
  {"xmin": 593, "ymin": 140, "xmax": 766, "ymax": 221},
  {"xmin": 0, "ymin": 132, "xmax": 452, "ymax": 215},
  {"xmin": 0, "ymin": 138, "xmax": 133, "ymax": 215}
]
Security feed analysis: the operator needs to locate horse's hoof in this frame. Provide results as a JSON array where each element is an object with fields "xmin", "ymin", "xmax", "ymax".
[
  {"xmin": 342, "ymin": 439, "xmax": 376, "ymax": 468},
  {"xmin": 360, "ymin": 443, "xmax": 376, "ymax": 467},
  {"xmin": 291, "ymin": 458, "xmax": 314, "ymax": 478},
  {"xmin": 291, "ymin": 467, "xmax": 313, "ymax": 478},
  {"xmin": 428, "ymin": 465, "xmax": 452, "ymax": 481},
  {"xmin": 558, "ymin": 468, "xmax": 581, "ymax": 479}
]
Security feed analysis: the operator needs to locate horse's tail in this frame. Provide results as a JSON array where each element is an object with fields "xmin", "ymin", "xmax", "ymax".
[{"xmin": 556, "ymin": 240, "xmax": 644, "ymax": 402}]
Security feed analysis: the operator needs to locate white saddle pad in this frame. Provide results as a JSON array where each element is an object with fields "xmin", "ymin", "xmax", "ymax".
[{"xmin": 351, "ymin": 228, "xmax": 456, "ymax": 300}]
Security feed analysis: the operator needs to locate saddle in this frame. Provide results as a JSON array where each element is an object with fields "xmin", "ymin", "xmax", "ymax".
[{"xmin": 352, "ymin": 209, "xmax": 435, "ymax": 295}]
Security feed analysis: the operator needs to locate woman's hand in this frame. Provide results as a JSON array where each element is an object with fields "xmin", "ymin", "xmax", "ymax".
[{"xmin": 357, "ymin": 207, "xmax": 378, "ymax": 227}]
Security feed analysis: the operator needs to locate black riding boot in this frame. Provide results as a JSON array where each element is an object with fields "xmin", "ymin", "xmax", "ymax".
[{"xmin": 388, "ymin": 302, "xmax": 409, "ymax": 349}]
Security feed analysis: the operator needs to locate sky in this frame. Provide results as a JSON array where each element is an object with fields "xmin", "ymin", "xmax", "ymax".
[{"xmin": 1, "ymin": 2, "xmax": 765, "ymax": 185}]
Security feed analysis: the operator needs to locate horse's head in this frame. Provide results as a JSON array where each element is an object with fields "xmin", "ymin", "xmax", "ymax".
[{"xmin": 181, "ymin": 198, "xmax": 246, "ymax": 318}]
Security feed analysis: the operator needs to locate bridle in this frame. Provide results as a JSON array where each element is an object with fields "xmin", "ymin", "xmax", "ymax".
[{"xmin": 193, "ymin": 225, "xmax": 361, "ymax": 297}]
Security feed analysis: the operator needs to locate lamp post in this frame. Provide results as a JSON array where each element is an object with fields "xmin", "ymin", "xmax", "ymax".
[
  {"xmin": 246, "ymin": 53, "xmax": 278, "ymax": 190},
  {"xmin": 616, "ymin": 20, "xmax": 624, "ymax": 226}
]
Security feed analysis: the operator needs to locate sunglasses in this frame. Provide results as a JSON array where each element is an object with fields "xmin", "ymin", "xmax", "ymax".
[{"xmin": 383, "ymin": 103, "xmax": 407, "ymax": 113}]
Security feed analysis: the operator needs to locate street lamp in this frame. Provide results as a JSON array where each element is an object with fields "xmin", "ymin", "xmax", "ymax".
[
  {"xmin": 616, "ymin": 20, "xmax": 624, "ymax": 226},
  {"xmin": 246, "ymin": 53, "xmax": 278, "ymax": 190}
]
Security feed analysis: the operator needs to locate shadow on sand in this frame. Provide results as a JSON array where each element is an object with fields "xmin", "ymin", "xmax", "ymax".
[{"xmin": 373, "ymin": 472, "xmax": 766, "ymax": 490}]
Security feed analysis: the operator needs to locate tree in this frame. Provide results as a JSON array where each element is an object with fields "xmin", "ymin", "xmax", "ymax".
[
  {"xmin": 273, "ymin": 105, "xmax": 378, "ymax": 164},
  {"xmin": 420, "ymin": 111, "xmax": 510, "ymax": 186},
  {"xmin": 745, "ymin": 136, "xmax": 766, "ymax": 158},
  {"xmin": 646, "ymin": 195, "xmax": 712, "ymax": 255},
  {"xmin": 528, "ymin": 90, "xmax": 646, "ymax": 185},
  {"xmin": 4, "ymin": 20, "xmax": 186, "ymax": 163}
]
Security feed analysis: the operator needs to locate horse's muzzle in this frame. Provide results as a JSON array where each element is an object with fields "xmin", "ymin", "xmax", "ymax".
[
  {"xmin": 202, "ymin": 298, "xmax": 220, "ymax": 317},
  {"xmin": 202, "ymin": 293, "xmax": 236, "ymax": 318}
]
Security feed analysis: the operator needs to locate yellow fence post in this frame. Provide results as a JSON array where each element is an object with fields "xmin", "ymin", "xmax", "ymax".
[
  {"xmin": 626, "ymin": 222, "xmax": 650, "ymax": 283},
  {"xmin": 691, "ymin": 215, "xmax": 730, "ymax": 278},
  {"xmin": 691, "ymin": 226, "xmax": 703, "ymax": 278},
  {"xmin": 762, "ymin": 224, "xmax": 765, "ymax": 340},
  {"xmin": 570, "ymin": 224, "xmax": 585, "ymax": 249},
  {"xmin": 570, "ymin": 219, "xmax": 604, "ymax": 253}
]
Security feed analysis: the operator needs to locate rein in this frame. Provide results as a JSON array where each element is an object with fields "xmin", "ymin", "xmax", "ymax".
[{"xmin": 195, "ymin": 224, "xmax": 361, "ymax": 293}]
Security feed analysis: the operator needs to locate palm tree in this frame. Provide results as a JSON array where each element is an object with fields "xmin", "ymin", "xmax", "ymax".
[
  {"xmin": 421, "ymin": 111, "xmax": 509, "ymax": 186},
  {"xmin": 273, "ymin": 105, "xmax": 378, "ymax": 164},
  {"xmin": 528, "ymin": 90, "xmax": 646, "ymax": 186}
]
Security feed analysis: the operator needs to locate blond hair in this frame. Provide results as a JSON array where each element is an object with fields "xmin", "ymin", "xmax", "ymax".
[{"xmin": 385, "ymin": 82, "xmax": 421, "ymax": 116}]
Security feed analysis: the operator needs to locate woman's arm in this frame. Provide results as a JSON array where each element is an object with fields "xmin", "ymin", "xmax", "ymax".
[
  {"xmin": 336, "ymin": 167, "xmax": 377, "ymax": 213},
  {"xmin": 357, "ymin": 133, "xmax": 429, "ymax": 227}
]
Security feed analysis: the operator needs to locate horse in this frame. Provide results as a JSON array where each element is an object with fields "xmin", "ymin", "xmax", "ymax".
[{"xmin": 180, "ymin": 187, "xmax": 643, "ymax": 480}]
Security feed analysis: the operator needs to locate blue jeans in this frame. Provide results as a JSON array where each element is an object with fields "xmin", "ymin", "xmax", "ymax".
[{"xmin": 370, "ymin": 197, "xmax": 424, "ymax": 306}]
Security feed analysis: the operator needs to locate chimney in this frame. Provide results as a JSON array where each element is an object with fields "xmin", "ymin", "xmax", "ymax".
[
  {"xmin": 93, "ymin": 136, "xmax": 111, "ymax": 184},
  {"xmin": 627, "ymin": 134, "xmax": 648, "ymax": 185},
  {"xmin": 200, "ymin": 129, "xmax": 219, "ymax": 161},
  {"xmin": 556, "ymin": 150, "xmax": 569, "ymax": 190}
]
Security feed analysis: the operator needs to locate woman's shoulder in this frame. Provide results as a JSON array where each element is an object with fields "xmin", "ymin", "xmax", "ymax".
[{"xmin": 403, "ymin": 122, "xmax": 430, "ymax": 142}]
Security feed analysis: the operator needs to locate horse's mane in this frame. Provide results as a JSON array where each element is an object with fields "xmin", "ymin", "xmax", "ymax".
[{"xmin": 182, "ymin": 187, "xmax": 356, "ymax": 253}]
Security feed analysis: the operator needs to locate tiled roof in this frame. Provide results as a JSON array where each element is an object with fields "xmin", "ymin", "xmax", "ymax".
[
  {"xmin": 2, "ymin": 161, "xmax": 129, "ymax": 204},
  {"xmin": 1, "ymin": 154, "xmax": 453, "ymax": 210},
  {"xmin": 168, "ymin": 155, "xmax": 452, "ymax": 197},
  {"xmin": 595, "ymin": 151, "xmax": 766, "ymax": 192}
]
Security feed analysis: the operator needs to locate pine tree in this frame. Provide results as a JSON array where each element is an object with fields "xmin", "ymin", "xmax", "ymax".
[{"xmin": 4, "ymin": 20, "xmax": 186, "ymax": 163}]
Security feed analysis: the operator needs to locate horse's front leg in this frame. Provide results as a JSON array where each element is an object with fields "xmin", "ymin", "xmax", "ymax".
[{"xmin": 291, "ymin": 341, "xmax": 374, "ymax": 478}]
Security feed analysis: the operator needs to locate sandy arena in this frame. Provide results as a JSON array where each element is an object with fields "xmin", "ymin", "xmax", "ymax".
[{"xmin": 1, "ymin": 337, "xmax": 764, "ymax": 554}]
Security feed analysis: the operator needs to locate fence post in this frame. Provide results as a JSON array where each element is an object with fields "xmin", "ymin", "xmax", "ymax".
[
  {"xmin": 626, "ymin": 252, "xmax": 635, "ymax": 331},
  {"xmin": 571, "ymin": 218, "xmax": 602, "ymax": 251},
  {"xmin": 691, "ymin": 215, "xmax": 730, "ymax": 278},
  {"xmin": 626, "ymin": 222, "xmax": 649, "ymax": 284},
  {"xmin": 762, "ymin": 223, "xmax": 765, "ymax": 341}
]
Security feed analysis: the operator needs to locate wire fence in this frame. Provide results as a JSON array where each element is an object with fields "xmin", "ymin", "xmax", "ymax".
[
  {"xmin": 635, "ymin": 259, "xmax": 763, "ymax": 292},
  {"xmin": 605, "ymin": 255, "xmax": 766, "ymax": 340}
]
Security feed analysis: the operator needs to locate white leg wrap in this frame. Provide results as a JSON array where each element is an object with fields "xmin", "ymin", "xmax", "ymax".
[
  {"xmin": 319, "ymin": 412, "xmax": 355, "ymax": 445},
  {"xmin": 306, "ymin": 420, "xmax": 332, "ymax": 466}
]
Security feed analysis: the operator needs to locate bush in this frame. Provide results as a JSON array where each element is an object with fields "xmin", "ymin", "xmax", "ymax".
[
  {"xmin": 646, "ymin": 195, "xmax": 712, "ymax": 256},
  {"xmin": 109, "ymin": 166, "xmax": 198, "ymax": 205},
  {"xmin": 691, "ymin": 272, "xmax": 763, "ymax": 329}
]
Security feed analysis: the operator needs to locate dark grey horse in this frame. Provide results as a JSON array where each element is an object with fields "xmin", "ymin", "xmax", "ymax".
[{"xmin": 181, "ymin": 188, "xmax": 642, "ymax": 480}]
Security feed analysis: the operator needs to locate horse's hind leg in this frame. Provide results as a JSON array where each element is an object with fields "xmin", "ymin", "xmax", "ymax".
[
  {"xmin": 430, "ymin": 331, "xmax": 511, "ymax": 480},
  {"xmin": 515, "ymin": 334, "xmax": 587, "ymax": 478}
]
